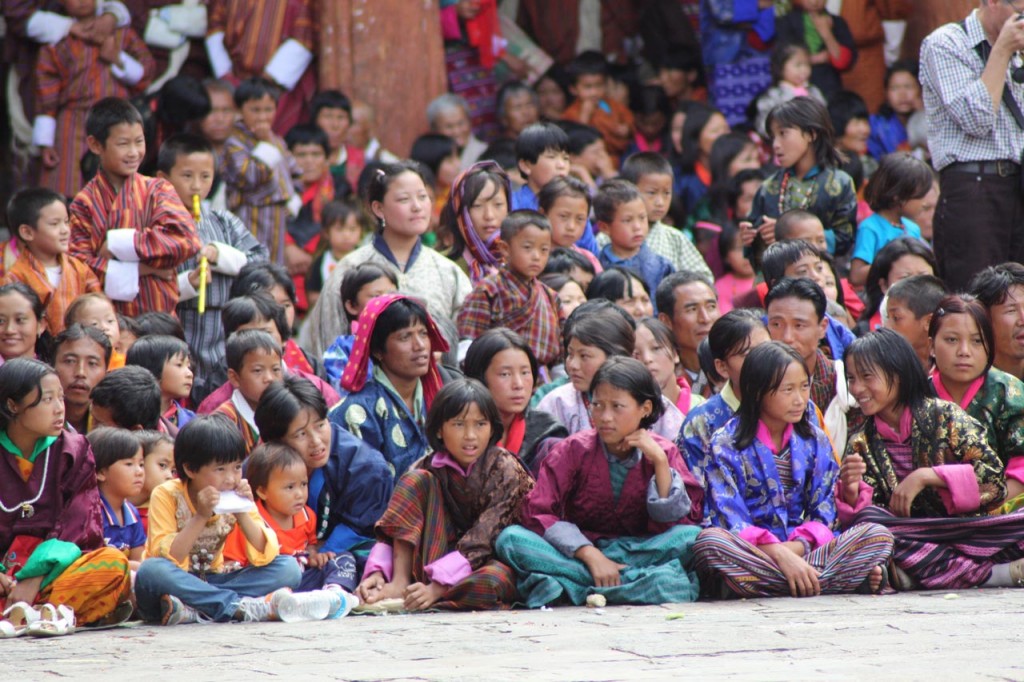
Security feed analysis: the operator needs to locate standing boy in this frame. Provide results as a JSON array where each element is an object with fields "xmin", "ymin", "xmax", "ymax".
[
  {"xmin": 4, "ymin": 188, "xmax": 101, "ymax": 335},
  {"xmin": 69, "ymin": 97, "xmax": 201, "ymax": 317}
]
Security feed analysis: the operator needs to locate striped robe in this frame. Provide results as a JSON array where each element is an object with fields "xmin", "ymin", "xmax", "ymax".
[
  {"xmin": 2, "ymin": 249, "xmax": 102, "ymax": 336},
  {"xmin": 36, "ymin": 28, "xmax": 155, "ymax": 198},
  {"xmin": 69, "ymin": 171, "xmax": 201, "ymax": 316}
]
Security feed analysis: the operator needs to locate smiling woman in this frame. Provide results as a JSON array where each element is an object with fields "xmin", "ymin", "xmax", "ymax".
[{"xmin": 0, "ymin": 283, "xmax": 46, "ymax": 363}]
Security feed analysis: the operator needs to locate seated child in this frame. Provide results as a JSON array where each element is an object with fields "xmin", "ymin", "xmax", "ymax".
[
  {"xmin": 694, "ymin": 342, "xmax": 893, "ymax": 598},
  {"xmin": 358, "ymin": 379, "xmax": 533, "ymax": 611},
  {"xmin": 90, "ymin": 427, "xmax": 147, "ymax": 570},
  {"xmin": 560, "ymin": 51, "xmax": 635, "ymax": 163},
  {"xmin": 457, "ymin": 210, "xmax": 562, "ymax": 369},
  {"xmin": 156, "ymin": 133, "xmax": 269, "ymax": 405},
  {"xmin": 69, "ymin": 97, "xmax": 201, "ymax": 317},
  {"xmin": 90, "ymin": 365, "xmax": 163, "ymax": 432},
  {"xmin": 537, "ymin": 176, "xmax": 602, "ymax": 275},
  {"xmin": 497, "ymin": 357, "xmax": 703, "ymax": 606},
  {"xmin": 714, "ymin": 223, "xmax": 755, "ymax": 314},
  {"xmin": 125, "ymin": 334, "xmax": 196, "ymax": 430},
  {"xmin": 131, "ymin": 430, "xmax": 176, "ymax": 533},
  {"xmin": 543, "ymin": 246, "xmax": 597, "ymax": 292},
  {"xmin": 305, "ymin": 199, "xmax": 367, "ymax": 313},
  {"xmin": 214, "ymin": 329, "xmax": 284, "ymax": 453},
  {"xmin": 3, "ymin": 188, "xmax": 101, "ymax": 336},
  {"xmin": 884, "ymin": 274, "xmax": 947, "ymax": 372},
  {"xmin": 134, "ymin": 415, "xmax": 303, "ymax": 624},
  {"xmin": 594, "ymin": 180, "xmax": 675, "ymax": 312},
  {"xmin": 51, "ymin": 323, "xmax": 112, "ymax": 434}
]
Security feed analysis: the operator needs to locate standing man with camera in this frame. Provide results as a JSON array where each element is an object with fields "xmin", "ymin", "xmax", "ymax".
[{"xmin": 921, "ymin": 0, "xmax": 1024, "ymax": 291}]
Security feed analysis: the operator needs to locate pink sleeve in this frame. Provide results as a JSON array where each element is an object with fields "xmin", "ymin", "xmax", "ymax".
[
  {"xmin": 787, "ymin": 521, "xmax": 834, "ymax": 550},
  {"xmin": 737, "ymin": 526, "xmax": 781, "ymax": 546},
  {"xmin": 834, "ymin": 480, "xmax": 873, "ymax": 528},
  {"xmin": 934, "ymin": 464, "xmax": 981, "ymax": 515},
  {"xmin": 423, "ymin": 551, "xmax": 472, "ymax": 587},
  {"xmin": 440, "ymin": 7, "xmax": 461, "ymax": 40},
  {"xmin": 363, "ymin": 542, "xmax": 393, "ymax": 582},
  {"xmin": 1006, "ymin": 456, "xmax": 1024, "ymax": 485}
]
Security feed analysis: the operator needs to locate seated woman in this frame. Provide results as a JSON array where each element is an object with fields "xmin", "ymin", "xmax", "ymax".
[
  {"xmin": 333, "ymin": 294, "xmax": 451, "ymax": 478},
  {"xmin": 927, "ymin": 295, "xmax": 1024, "ymax": 511},
  {"xmin": 356, "ymin": 379, "xmax": 533, "ymax": 611},
  {"xmin": 839, "ymin": 329, "xmax": 1024, "ymax": 590},
  {"xmin": 0, "ymin": 359, "xmax": 131, "ymax": 628},
  {"xmin": 694, "ymin": 343, "xmax": 894, "ymax": 599},
  {"xmin": 255, "ymin": 376, "xmax": 394, "ymax": 564},
  {"xmin": 537, "ymin": 301, "xmax": 684, "ymax": 442},
  {"xmin": 463, "ymin": 328, "xmax": 568, "ymax": 474},
  {"xmin": 441, "ymin": 161, "xmax": 511, "ymax": 283},
  {"xmin": 497, "ymin": 357, "xmax": 703, "ymax": 607}
]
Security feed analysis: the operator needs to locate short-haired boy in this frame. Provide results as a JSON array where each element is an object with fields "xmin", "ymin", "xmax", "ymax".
[
  {"xmin": 4, "ymin": 188, "xmax": 101, "ymax": 335},
  {"xmin": 157, "ymin": 132, "xmax": 269, "ymax": 404},
  {"xmin": 594, "ymin": 179, "xmax": 675, "ymax": 312},
  {"xmin": 69, "ymin": 97, "xmax": 201, "ymax": 317},
  {"xmin": 125, "ymin": 334, "xmax": 196, "ymax": 429},
  {"xmin": 90, "ymin": 365, "xmax": 164, "ymax": 432},
  {"xmin": 309, "ymin": 89, "xmax": 364, "ymax": 191},
  {"xmin": 457, "ymin": 210, "xmax": 562, "ymax": 368},
  {"xmin": 560, "ymin": 51, "xmax": 635, "ymax": 162},
  {"xmin": 537, "ymin": 175, "xmax": 603, "ymax": 275},
  {"xmin": 90, "ymin": 427, "xmax": 146, "ymax": 568},
  {"xmin": 886, "ymin": 274, "xmax": 948, "ymax": 371},
  {"xmin": 214, "ymin": 329, "xmax": 285, "ymax": 453}
]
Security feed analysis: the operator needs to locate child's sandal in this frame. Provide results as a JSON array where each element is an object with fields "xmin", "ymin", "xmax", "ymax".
[
  {"xmin": 26, "ymin": 603, "xmax": 76, "ymax": 637},
  {"xmin": 0, "ymin": 602, "xmax": 40, "ymax": 638}
]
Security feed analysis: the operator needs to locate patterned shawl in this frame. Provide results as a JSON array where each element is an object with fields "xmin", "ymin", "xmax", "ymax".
[
  {"xmin": 339, "ymin": 293, "xmax": 449, "ymax": 409},
  {"xmin": 447, "ymin": 161, "xmax": 510, "ymax": 284}
]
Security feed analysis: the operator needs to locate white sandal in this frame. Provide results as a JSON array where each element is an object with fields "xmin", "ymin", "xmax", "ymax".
[
  {"xmin": 26, "ymin": 603, "xmax": 76, "ymax": 637},
  {"xmin": 0, "ymin": 602, "xmax": 40, "ymax": 638}
]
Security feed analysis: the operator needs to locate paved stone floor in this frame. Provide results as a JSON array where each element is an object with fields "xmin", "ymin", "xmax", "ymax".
[{"xmin": 6, "ymin": 589, "xmax": 1023, "ymax": 681}]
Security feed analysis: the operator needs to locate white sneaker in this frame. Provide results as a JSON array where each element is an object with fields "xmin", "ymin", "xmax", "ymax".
[
  {"xmin": 161, "ymin": 595, "xmax": 200, "ymax": 626},
  {"xmin": 234, "ymin": 594, "xmax": 277, "ymax": 622}
]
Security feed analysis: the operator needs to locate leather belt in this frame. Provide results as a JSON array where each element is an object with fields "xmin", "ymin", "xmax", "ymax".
[{"xmin": 944, "ymin": 160, "xmax": 1021, "ymax": 177}]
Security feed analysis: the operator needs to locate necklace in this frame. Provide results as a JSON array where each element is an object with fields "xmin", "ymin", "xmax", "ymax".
[{"xmin": 0, "ymin": 446, "xmax": 51, "ymax": 518}]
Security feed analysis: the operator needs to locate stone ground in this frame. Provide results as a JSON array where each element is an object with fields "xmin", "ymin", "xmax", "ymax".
[{"xmin": 6, "ymin": 589, "xmax": 1023, "ymax": 681}]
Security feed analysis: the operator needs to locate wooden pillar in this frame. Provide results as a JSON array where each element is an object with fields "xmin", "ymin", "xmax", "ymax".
[
  {"xmin": 901, "ymin": 0, "xmax": 976, "ymax": 60},
  {"xmin": 318, "ymin": 0, "xmax": 448, "ymax": 158}
]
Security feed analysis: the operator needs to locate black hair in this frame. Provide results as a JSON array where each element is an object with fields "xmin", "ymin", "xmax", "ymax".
[
  {"xmin": 225, "ymin": 329, "xmax": 281, "ymax": 373},
  {"xmin": 88, "ymin": 427, "xmax": 141, "ymax": 471},
  {"xmin": 592, "ymin": 179, "xmax": 642, "ymax": 224},
  {"xmin": 118, "ymin": 313, "xmax": 141, "ymax": 341},
  {"xmin": 86, "ymin": 97, "xmax": 144, "ymax": 144},
  {"xmin": 174, "ymin": 413, "xmax": 247, "ymax": 482},
  {"xmin": 63, "ymin": 292, "xmax": 114, "ymax": 330},
  {"xmin": 221, "ymin": 292, "xmax": 290, "ymax": 340},
  {"xmin": 770, "ymin": 43, "xmax": 810, "ymax": 85},
  {"xmin": 654, "ymin": 271, "xmax": 716, "ymax": 321},
  {"xmin": 708, "ymin": 132, "xmax": 756, "ymax": 185},
  {"xmin": 340, "ymin": 263, "xmax": 399, "ymax": 323},
  {"xmin": 587, "ymin": 266, "xmax": 650, "ymax": 304},
  {"xmin": 630, "ymin": 84, "xmax": 671, "ymax": 120},
  {"xmin": 864, "ymin": 152, "xmax": 935, "ymax": 212},
  {"xmin": 310, "ymin": 89, "xmax": 352, "ymax": 119},
  {"xmin": 860, "ymin": 237, "xmax": 936, "ymax": 324},
  {"xmin": 0, "ymin": 282, "xmax": 48, "ymax": 359},
  {"xmin": 844, "ymin": 328, "xmax": 933, "ymax": 412},
  {"xmin": 321, "ymin": 197, "xmax": 367, "ymax": 231},
  {"xmin": 765, "ymin": 277, "xmax": 827, "ymax": 322},
  {"xmin": 761, "ymin": 239, "xmax": 819, "ymax": 289},
  {"xmin": 620, "ymin": 152, "xmax": 673, "ymax": 184},
  {"xmin": 284, "ymin": 123, "xmax": 330, "ymax": 156},
  {"xmin": 543, "ymin": 246, "xmax": 596, "ymax": 278},
  {"xmin": 463, "ymin": 328, "xmax": 540, "ymax": 387},
  {"xmin": 515, "ymin": 123, "xmax": 569, "ymax": 164},
  {"xmin": 765, "ymin": 97, "xmax": 844, "ymax": 169},
  {"xmin": 125, "ymin": 334, "xmax": 190, "ymax": 382},
  {"xmin": 708, "ymin": 308, "xmax": 767, "ymax": 362},
  {"xmin": 929, "ymin": 293, "xmax": 995, "ymax": 372},
  {"xmin": 496, "ymin": 80, "xmax": 539, "ymax": 123},
  {"xmin": 231, "ymin": 262, "xmax": 297, "ymax": 304},
  {"xmin": 51, "ymin": 323, "xmax": 113, "ymax": 365},
  {"xmin": 878, "ymin": 59, "xmax": 920, "ymax": 118},
  {"xmin": 970, "ymin": 262, "xmax": 1024, "ymax": 310},
  {"xmin": 500, "ymin": 209, "xmax": 551, "ymax": 243},
  {"xmin": 560, "ymin": 121, "xmax": 604, "ymax": 156},
  {"xmin": 819, "ymin": 251, "xmax": 846, "ymax": 309},
  {"xmin": 255, "ymin": 375, "xmax": 328, "ymax": 442},
  {"xmin": 563, "ymin": 300, "xmax": 635, "ymax": 357},
  {"xmin": 90, "ymin": 366, "xmax": 162, "ymax": 430},
  {"xmin": 587, "ymin": 356, "xmax": 664, "ymax": 429},
  {"xmin": 886, "ymin": 274, "xmax": 948, "ymax": 319},
  {"xmin": 698, "ymin": 337, "xmax": 721, "ymax": 383},
  {"xmin": 133, "ymin": 312, "xmax": 186, "ymax": 341},
  {"xmin": 827, "ymin": 90, "xmax": 870, "ymax": 146},
  {"xmin": 717, "ymin": 221, "xmax": 745, "ymax": 274},
  {"xmin": 567, "ymin": 50, "xmax": 608, "ymax": 84},
  {"xmin": 0, "ymin": 358, "xmax": 57, "ymax": 431},
  {"xmin": 369, "ymin": 298, "xmax": 431, "ymax": 360},
  {"xmin": 440, "ymin": 164, "xmax": 511, "ymax": 260},
  {"xmin": 712, "ymin": 167, "xmax": 766, "ymax": 221},
  {"xmin": 234, "ymin": 77, "xmax": 280, "ymax": 107},
  {"xmin": 156, "ymin": 132, "xmax": 215, "ymax": 175},
  {"xmin": 774, "ymin": 209, "xmax": 821, "ymax": 241},
  {"xmin": 478, "ymin": 138, "xmax": 518, "ymax": 171},
  {"xmin": 636, "ymin": 315, "xmax": 681, "ymax": 360},
  {"xmin": 6, "ymin": 188, "xmax": 66, "ymax": 234},
  {"xmin": 246, "ymin": 442, "xmax": 306, "ymax": 494},
  {"xmin": 362, "ymin": 160, "xmax": 430, "ymax": 225},
  {"xmin": 410, "ymin": 133, "xmax": 459, "ymax": 178},
  {"xmin": 155, "ymin": 75, "xmax": 211, "ymax": 127},
  {"xmin": 678, "ymin": 102, "xmax": 726, "ymax": 173},
  {"xmin": 734, "ymin": 341, "xmax": 812, "ymax": 450},
  {"xmin": 537, "ymin": 175, "xmax": 592, "ymax": 213},
  {"xmin": 538, "ymin": 272, "xmax": 575, "ymax": 294},
  {"xmin": 137, "ymin": 429, "xmax": 174, "ymax": 457},
  {"xmin": 425, "ymin": 378, "xmax": 503, "ymax": 453}
]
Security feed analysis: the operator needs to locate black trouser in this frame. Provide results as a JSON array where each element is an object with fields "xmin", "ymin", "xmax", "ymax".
[{"xmin": 934, "ymin": 165, "xmax": 1024, "ymax": 292}]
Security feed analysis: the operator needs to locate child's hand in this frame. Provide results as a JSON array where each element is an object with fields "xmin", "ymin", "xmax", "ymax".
[
  {"xmin": 357, "ymin": 571, "xmax": 387, "ymax": 604},
  {"xmin": 623, "ymin": 429, "xmax": 668, "ymax": 468},
  {"xmin": 201, "ymin": 243, "xmax": 219, "ymax": 265},
  {"xmin": 578, "ymin": 98, "xmax": 597, "ymax": 123},
  {"xmin": 194, "ymin": 485, "xmax": 220, "ymax": 518},
  {"xmin": 40, "ymin": 147, "xmax": 60, "ymax": 169},
  {"xmin": 757, "ymin": 216, "xmax": 777, "ymax": 245},
  {"xmin": 595, "ymin": 148, "xmax": 617, "ymax": 180},
  {"xmin": 235, "ymin": 479, "xmax": 254, "ymax": 502},
  {"xmin": 251, "ymin": 120, "xmax": 274, "ymax": 142},
  {"xmin": 403, "ymin": 582, "xmax": 447, "ymax": 611},
  {"xmin": 0, "ymin": 573, "xmax": 12, "ymax": 599},
  {"xmin": 739, "ymin": 221, "xmax": 757, "ymax": 246},
  {"xmin": 839, "ymin": 453, "xmax": 866, "ymax": 505},
  {"xmin": 188, "ymin": 268, "xmax": 202, "ymax": 289},
  {"xmin": 284, "ymin": 243, "xmax": 313, "ymax": 276},
  {"xmin": 810, "ymin": 12, "xmax": 834, "ymax": 37},
  {"xmin": 140, "ymin": 264, "xmax": 176, "ymax": 281},
  {"xmin": 306, "ymin": 549, "xmax": 334, "ymax": 569},
  {"xmin": 577, "ymin": 546, "xmax": 627, "ymax": 588}
]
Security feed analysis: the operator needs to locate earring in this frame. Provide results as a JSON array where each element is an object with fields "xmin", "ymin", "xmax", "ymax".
[{"xmin": 381, "ymin": 217, "xmax": 386, "ymax": 229}]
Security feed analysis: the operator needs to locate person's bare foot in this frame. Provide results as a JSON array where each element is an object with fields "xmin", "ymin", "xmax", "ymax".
[
  {"xmin": 403, "ymin": 582, "xmax": 447, "ymax": 611},
  {"xmin": 867, "ymin": 565, "xmax": 884, "ymax": 593},
  {"xmin": 377, "ymin": 581, "xmax": 408, "ymax": 601}
]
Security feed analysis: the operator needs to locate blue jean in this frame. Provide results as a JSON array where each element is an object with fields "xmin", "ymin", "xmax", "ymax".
[
  {"xmin": 135, "ymin": 556, "xmax": 302, "ymax": 622},
  {"xmin": 297, "ymin": 552, "xmax": 357, "ymax": 592}
]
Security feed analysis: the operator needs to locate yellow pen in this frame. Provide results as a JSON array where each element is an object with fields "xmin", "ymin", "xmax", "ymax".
[{"xmin": 193, "ymin": 195, "xmax": 208, "ymax": 314}]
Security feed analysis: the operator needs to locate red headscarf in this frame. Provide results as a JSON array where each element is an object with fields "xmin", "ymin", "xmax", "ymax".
[{"xmin": 339, "ymin": 294, "xmax": 450, "ymax": 409}]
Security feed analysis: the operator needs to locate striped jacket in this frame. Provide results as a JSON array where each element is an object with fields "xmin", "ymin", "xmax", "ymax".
[{"xmin": 3, "ymin": 249, "xmax": 102, "ymax": 336}]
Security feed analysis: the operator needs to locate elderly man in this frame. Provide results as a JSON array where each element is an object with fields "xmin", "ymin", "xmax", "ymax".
[
  {"xmin": 426, "ymin": 93, "xmax": 487, "ymax": 170},
  {"xmin": 921, "ymin": 1, "xmax": 1024, "ymax": 291}
]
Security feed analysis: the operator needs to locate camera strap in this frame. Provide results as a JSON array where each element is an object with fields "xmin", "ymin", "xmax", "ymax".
[{"xmin": 961, "ymin": 19, "xmax": 1024, "ymax": 132}]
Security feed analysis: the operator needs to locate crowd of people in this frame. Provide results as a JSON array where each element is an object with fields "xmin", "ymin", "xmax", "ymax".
[{"xmin": 3, "ymin": 0, "xmax": 1024, "ymax": 636}]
